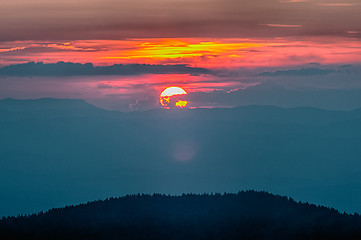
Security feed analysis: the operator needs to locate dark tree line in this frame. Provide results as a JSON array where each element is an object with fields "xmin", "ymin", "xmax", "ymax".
[{"xmin": 1, "ymin": 190, "xmax": 361, "ymax": 240}]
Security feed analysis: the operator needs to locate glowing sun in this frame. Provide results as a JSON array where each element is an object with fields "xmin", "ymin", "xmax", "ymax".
[{"xmin": 160, "ymin": 87, "xmax": 188, "ymax": 108}]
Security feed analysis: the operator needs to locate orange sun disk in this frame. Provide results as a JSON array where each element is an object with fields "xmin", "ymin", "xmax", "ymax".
[{"xmin": 160, "ymin": 87, "xmax": 188, "ymax": 108}]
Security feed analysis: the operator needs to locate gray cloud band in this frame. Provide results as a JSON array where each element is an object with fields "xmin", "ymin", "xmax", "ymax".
[{"xmin": 0, "ymin": 62, "xmax": 212, "ymax": 77}]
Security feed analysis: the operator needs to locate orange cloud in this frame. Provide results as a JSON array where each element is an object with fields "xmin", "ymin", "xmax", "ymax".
[
  {"xmin": 104, "ymin": 39, "xmax": 260, "ymax": 60},
  {"xmin": 1, "ymin": 37, "xmax": 361, "ymax": 68}
]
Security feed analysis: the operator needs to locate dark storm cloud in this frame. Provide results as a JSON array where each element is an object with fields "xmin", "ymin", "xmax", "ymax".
[
  {"xmin": 0, "ymin": 62, "xmax": 212, "ymax": 77},
  {"xmin": 1, "ymin": 0, "xmax": 361, "ymax": 41}
]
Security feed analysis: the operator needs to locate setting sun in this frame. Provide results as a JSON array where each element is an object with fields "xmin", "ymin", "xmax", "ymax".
[{"xmin": 160, "ymin": 87, "xmax": 188, "ymax": 108}]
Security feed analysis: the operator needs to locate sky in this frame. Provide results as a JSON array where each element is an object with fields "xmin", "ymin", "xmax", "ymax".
[{"xmin": 1, "ymin": 0, "xmax": 361, "ymax": 110}]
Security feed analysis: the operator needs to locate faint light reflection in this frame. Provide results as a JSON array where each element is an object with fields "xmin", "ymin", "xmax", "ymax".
[{"xmin": 171, "ymin": 141, "xmax": 197, "ymax": 162}]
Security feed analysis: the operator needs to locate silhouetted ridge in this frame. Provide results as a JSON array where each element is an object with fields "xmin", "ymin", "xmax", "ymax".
[
  {"xmin": 0, "ymin": 98, "xmax": 97, "ymax": 112},
  {"xmin": 1, "ymin": 191, "xmax": 361, "ymax": 240}
]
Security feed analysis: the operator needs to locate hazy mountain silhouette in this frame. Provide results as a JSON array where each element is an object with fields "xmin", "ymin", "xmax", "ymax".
[
  {"xmin": 0, "ymin": 98, "xmax": 97, "ymax": 111},
  {"xmin": 1, "ymin": 98, "xmax": 361, "ymax": 217},
  {"xmin": 0, "ymin": 98, "xmax": 111, "ymax": 120},
  {"xmin": 187, "ymin": 83, "xmax": 361, "ymax": 111},
  {"xmin": 1, "ymin": 191, "xmax": 361, "ymax": 240}
]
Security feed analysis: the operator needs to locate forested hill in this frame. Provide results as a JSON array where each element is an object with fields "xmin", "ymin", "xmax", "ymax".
[{"xmin": 1, "ymin": 191, "xmax": 361, "ymax": 240}]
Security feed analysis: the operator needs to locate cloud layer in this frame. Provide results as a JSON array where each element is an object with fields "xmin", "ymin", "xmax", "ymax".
[
  {"xmin": 0, "ymin": 62, "xmax": 211, "ymax": 76},
  {"xmin": 1, "ymin": 0, "xmax": 361, "ymax": 41},
  {"xmin": 1, "ymin": 38, "xmax": 360, "ymax": 68},
  {"xmin": 1, "ymin": 62, "xmax": 361, "ymax": 111}
]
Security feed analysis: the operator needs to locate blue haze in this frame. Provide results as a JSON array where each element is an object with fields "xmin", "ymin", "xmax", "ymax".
[{"xmin": 1, "ymin": 98, "xmax": 361, "ymax": 216}]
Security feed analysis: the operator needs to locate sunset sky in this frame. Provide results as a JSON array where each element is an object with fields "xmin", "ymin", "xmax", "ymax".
[
  {"xmin": 1, "ymin": 0, "xmax": 361, "ymax": 110},
  {"xmin": 3, "ymin": 0, "xmax": 361, "ymax": 219}
]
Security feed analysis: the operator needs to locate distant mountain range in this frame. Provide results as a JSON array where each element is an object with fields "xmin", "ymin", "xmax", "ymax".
[
  {"xmin": 1, "ymin": 191, "xmax": 361, "ymax": 240},
  {"xmin": 1, "ymin": 98, "xmax": 361, "ymax": 217},
  {"xmin": 2, "ymin": 97, "xmax": 361, "ymax": 123},
  {"xmin": 0, "ymin": 98, "xmax": 97, "ymax": 112}
]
